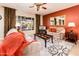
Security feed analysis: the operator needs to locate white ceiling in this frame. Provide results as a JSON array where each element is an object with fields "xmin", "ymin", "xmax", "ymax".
[{"xmin": 0, "ymin": 3, "xmax": 79, "ymax": 15}]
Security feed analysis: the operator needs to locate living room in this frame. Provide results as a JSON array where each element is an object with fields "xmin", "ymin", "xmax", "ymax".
[{"xmin": 0, "ymin": 3, "xmax": 79, "ymax": 56}]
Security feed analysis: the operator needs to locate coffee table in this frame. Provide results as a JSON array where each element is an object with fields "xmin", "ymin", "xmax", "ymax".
[{"xmin": 34, "ymin": 33, "xmax": 53, "ymax": 48}]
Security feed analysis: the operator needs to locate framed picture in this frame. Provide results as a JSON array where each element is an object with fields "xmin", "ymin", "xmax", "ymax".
[
  {"xmin": 50, "ymin": 15, "xmax": 65, "ymax": 26},
  {"xmin": 50, "ymin": 17, "xmax": 55, "ymax": 25},
  {"xmin": 16, "ymin": 16, "xmax": 34, "ymax": 31}
]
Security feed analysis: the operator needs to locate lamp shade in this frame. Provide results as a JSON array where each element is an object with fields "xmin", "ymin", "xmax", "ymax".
[{"xmin": 68, "ymin": 22, "xmax": 75, "ymax": 27}]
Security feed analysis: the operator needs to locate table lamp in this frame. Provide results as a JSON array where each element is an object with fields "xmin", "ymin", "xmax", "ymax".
[{"xmin": 68, "ymin": 22, "xmax": 75, "ymax": 32}]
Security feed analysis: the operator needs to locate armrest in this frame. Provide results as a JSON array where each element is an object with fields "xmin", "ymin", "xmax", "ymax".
[{"xmin": 23, "ymin": 41, "xmax": 42, "ymax": 56}]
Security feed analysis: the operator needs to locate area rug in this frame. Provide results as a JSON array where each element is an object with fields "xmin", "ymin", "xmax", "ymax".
[
  {"xmin": 36, "ymin": 36, "xmax": 75, "ymax": 56},
  {"xmin": 46, "ymin": 38, "xmax": 75, "ymax": 56}
]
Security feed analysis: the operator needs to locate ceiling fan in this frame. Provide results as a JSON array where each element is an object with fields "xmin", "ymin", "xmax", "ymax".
[{"xmin": 29, "ymin": 3, "xmax": 47, "ymax": 11}]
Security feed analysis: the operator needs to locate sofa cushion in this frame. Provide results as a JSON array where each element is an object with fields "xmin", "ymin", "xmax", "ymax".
[{"xmin": 50, "ymin": 28, "xmax": 56, "ymax": 32}]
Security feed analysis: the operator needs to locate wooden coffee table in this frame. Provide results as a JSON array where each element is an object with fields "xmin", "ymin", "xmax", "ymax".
[{"xmin": 34, "ymin": 33, "xmax": 53, "ymax": 48}]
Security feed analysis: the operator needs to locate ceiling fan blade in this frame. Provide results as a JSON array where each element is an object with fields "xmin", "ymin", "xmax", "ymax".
[
  {"xmin": 42, "ymin": 7, "xmax": 47, "ymax": 9},
  {"xmin": 41, "ymin": 3, "xmax": 47, "ymax": 5},
  {"xmin": 29, "ymin": 6, "xmax": 34, "ymax": 8},
  {"xmin": 34, "ymin": 3, "xmax": 46, "ymax": 5},
  {"xmin": 43, "ymin": 3, "xmax": 47, "ymax": 4}
]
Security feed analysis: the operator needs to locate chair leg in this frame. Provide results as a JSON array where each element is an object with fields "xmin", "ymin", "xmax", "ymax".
[
  {"xmin": 51, "ymin": 36, "xmax": 53, "ymax": 43},
  {"xmin": 45, "ymin": 39, "xmax": 47, "ymax": 48}
]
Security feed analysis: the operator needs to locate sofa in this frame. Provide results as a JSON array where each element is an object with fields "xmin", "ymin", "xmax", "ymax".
[
  {"xmin": 0, "ymin": 38, "xmax": 42, "ymax": 56},
  {"xmin": 47, "ymin": 27, "xmax": 65, "ymax": 40}
]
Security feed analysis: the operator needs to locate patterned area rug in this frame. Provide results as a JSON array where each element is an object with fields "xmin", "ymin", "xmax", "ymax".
[
  {"xmin": 36, "ymin": 36, "xmax": 75, "ymax": 56},
  {"xmin": 28, "ymin": 34, "xmax": 75, "ymax": 56},
  {"xmin": 47, "ymin": 39, "xmax": 75, "ymax": 56}
]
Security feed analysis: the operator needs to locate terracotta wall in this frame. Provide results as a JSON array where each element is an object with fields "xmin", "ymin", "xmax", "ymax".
[{"xmin": 43, "ymin": 5, "xmax": 79, "ymax": 38}]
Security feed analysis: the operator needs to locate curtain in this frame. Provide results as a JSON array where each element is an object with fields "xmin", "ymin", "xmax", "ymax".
[
  {"xmin": 4, "ymin": 7, "xmax": 16, "ymax": 36},
  {"xmin": 35, "ymin": 14, "xmax": 40, "ymax": 33}
]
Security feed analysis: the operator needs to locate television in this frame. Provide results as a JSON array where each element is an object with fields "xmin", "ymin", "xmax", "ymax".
[{"xmin": 39, "ymin": 25, "xmax": 46, "ymax": 30}]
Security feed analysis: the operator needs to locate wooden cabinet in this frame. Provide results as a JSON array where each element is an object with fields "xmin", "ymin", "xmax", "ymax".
[{"xmin": 65, "ymin": 31, "xmax": 77, "ymax": 44}]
